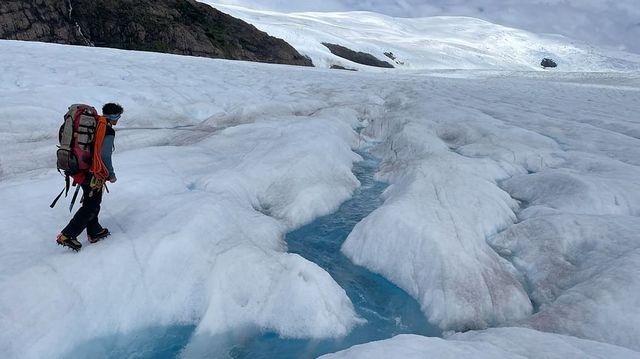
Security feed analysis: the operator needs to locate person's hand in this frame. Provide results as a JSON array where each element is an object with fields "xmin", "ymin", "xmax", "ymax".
[
  {"xmin": 109, "ymin": 175, "xmax": 117, "ymax": 183},
  {"xmin": 90, "ymin": 177, "xmax": 105, "ymax": 190}
]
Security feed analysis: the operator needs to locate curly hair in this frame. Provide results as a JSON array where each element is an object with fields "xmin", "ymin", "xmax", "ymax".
[{"xmin": 102, "ymin": 103, "xmax": 124, "ymax": 115}]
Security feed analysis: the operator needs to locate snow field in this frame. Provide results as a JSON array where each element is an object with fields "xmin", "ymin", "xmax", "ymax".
[{"xmin": 209, "ymin": 0, "xmax": 640, "ymax": 55}]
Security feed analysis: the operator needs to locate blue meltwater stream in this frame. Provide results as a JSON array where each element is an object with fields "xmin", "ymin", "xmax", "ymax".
[
  {"xmin": 66, "ymin": 150, "xmax": 440, "ymax": 358},
  {"xmin": 222, "ymin": 151, "xmax": 441, "ymax": 358}
]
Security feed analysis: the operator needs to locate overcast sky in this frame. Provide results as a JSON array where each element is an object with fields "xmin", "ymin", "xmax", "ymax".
[{"xmin": 213, "ymin": 0, "xmax": 640, "ymax": 53}]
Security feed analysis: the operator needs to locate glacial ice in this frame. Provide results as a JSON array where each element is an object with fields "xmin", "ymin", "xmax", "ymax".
[
  {"xmin": 1, "ymin": 37, "xmax": 640, "ymax": 358},
  {"xmin": 320, "ymin": 328, "xmax": 640, "ymax": 359},
  {"xmin": 342, "ymin": 71, "xmax": 640, "ymax": 351}
]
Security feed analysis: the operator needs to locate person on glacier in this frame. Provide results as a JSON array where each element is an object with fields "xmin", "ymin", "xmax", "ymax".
[{"xmin": 55, "ymin": 103, "xmax": 123, "ymax": 251}]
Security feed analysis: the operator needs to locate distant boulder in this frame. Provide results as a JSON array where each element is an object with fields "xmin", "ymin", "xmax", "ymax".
[{"xmin": 541, "ymin": 58, "xmax": 557, "ymax": 69}]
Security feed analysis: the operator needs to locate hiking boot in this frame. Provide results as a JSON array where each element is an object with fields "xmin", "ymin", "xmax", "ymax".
[
  {"xmin": 56, "ymin": 233, "xmax": 82, "ymax": 252},
  {"xmin": 88, "ymin": 228, "xmax": 110, "ymax": 244}
]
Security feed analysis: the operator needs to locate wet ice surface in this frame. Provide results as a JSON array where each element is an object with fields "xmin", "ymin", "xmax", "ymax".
[
  {"xmin": 64, "ymin": 325, "xmax": 195, "ymax": 359},
  {"xmin": 221, "ymin": 152, "xmax": 440, "ymax": 359},
  {"xmin": 64, "ymin": 152, "xmax": 440, "ymax": 359}
]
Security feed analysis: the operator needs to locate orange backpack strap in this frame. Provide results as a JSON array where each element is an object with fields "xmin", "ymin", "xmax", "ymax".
[{"xmin": 90, "ymin": 116, "xmax": 110, "ymax": 181}]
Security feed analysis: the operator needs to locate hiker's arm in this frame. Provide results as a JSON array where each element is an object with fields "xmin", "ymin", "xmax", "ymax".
[{"xmin": 101, "ymin": 134, "xmax": 115, "ymax": 180}]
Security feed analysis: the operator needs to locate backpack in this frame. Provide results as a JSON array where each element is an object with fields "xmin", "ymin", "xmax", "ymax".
[
  {"xmin": 51, "ymin": 104, "xmax": 109, "ymax": 210},
  {"xmin": 56, "ymin": 104, "xmax": 99, "ymax": 175}
]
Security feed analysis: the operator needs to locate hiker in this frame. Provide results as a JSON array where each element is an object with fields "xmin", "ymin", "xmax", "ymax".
[{"xmin": 56, "ymin": 103, "xmax": 123, "ymax": 251}]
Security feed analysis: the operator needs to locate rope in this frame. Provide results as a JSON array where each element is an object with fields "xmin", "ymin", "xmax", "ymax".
[{"xmin": 90, "ymin": 116, "xmax": 110, "ymax": 181}]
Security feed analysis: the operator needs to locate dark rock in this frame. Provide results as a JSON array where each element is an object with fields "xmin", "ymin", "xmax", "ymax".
[
  {"xmin": 0, "ymin": 0, "xmax": 88, "ymax": 45},
  {"xmin": 323, "ymin": 42, "xmax": 394, "ymax": 68},
  {"xmin": 330, "ymin": 65, "xmax": 357, "ymax": 71},
  {"xmin": 384, "ymin": 51, "xmax": 404, "ymax": 65},
  {"xmin": 541, "ymin": 57, "xmax": 557, "ymax": 68},
  {"xmin": 0, "ymin": 0, "xmax": 313, "ymax": 66}
]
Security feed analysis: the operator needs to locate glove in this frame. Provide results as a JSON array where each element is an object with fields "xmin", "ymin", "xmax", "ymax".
[
  {"xmin": 90, "ymin": 177, "xmax": 105, "ymax": 190},
  {"xmin": 109, "ymin": 175, "xmax": 117, "ymax": 183}
]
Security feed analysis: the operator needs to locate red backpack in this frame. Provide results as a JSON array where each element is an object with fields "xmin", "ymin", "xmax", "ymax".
[
  {"xmin": 51, "ymin": 104, "xmax": 109, "ymax": 210},
  {"xmin": 57, "ymin": 104, "xmax": 98, "ymax": 175}
]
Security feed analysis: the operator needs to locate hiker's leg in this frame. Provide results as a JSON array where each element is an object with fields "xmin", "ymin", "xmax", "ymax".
[
  {"xmin": 62, "ymin": 184, "xmax": 101, "ymax": 237},
  {"xmin": 86, "ymin": 199, "xmax": 103, "ymax": 237},
  {"xmin": 85, "ymin": 186, "xmax": 104, "ymax": 236}
]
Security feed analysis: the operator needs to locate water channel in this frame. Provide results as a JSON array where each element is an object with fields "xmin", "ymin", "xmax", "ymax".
[{"xmin": 66, "ymin": 150, "xmax": 440, "ymax": 358}]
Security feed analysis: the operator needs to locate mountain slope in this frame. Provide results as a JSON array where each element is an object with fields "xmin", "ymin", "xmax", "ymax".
[
  {"xmin": 0, "ymin": 0, "xmax": 312, "ymax": 66},
  {"xmin": 203, "ymin": 2, "xmax": 640, "ymax": 72},
  {"xmin": 209, "ymin": 0, "xmax": 640, "ymax": 54}
]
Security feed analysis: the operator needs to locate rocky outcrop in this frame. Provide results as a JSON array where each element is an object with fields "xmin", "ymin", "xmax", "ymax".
[
  {"xmin": 0, "ymin": 0, "xmax": 313, "ymax": 66},
  {"xmin": 384, "ymin": 51, "xmax": 404, "ymax": 65},
  {"xmin": 330, "ymin": 65, "xmax": 357, "ymax": 71},
  {"xmin": 0, "ymin": 0, "xmax": 88, "ymax": 45},
  {"xmin": 323, "ymin": 42, "xmax": 393, "ymax": 68}
]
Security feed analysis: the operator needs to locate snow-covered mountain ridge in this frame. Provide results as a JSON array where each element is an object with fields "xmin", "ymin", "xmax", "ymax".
[
  {"xmin": 203, "ymin": 2, "xmax": 640, "ymax": 72},
  {"xmin": 210, "ymin": 0, "xmax": 640, "ymax": 55}
]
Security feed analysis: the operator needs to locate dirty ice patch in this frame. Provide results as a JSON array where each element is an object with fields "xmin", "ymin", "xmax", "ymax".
[
  {"xmin": 342, "ymin": 72, "xmax": 640, "ymax": 350},
  {"xmin": 489, "ymin": 214, "xmax": 640, "ymax": 351},
  {"xmin": 490, "ymin": 143, "xmax": 640, "ymax": 350},
  {"xmin": 340, "ymin": 94, "xmax": 575, "ymax": 331},
  {"xmin": 489, "ymin": 149, "xmax": 640, "ymax": 350},
  {"xmin": 341, "ymin": 155, "xmax": 533, "ymax": 331}
]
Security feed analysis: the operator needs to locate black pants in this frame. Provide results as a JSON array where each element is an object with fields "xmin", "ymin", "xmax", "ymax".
[{"xmin": 62, "ymin": 182, "xmax": 104, "ymax": 238}]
